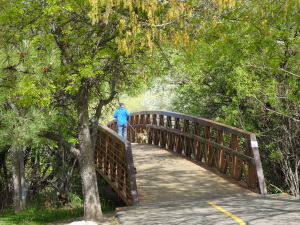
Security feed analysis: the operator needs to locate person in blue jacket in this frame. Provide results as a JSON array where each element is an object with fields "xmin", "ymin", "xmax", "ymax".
[{"xmin": 113, "ymin": 103, "xmax": 130, "ymax": 139}]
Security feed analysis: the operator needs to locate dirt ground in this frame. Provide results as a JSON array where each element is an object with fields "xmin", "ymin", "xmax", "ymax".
[
  {"xmin": 47, "ymin": 212, "xmax": 120, "ymax": 225},
  {"xmin": 96, "ymin": 212, "xmax": 120, "ymax": 225}
]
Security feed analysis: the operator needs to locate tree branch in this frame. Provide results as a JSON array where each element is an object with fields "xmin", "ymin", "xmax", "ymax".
[
  {"xmin": 279, "ymin": 68, "xmax": 300, "ymax": 78},
  {"xmin": 90, "ymin": 56, "xmax": 119, "ymax": 149},
  {"xmin": 252, "ymin": 96, "xmax": 300, "ymax": 122},
  {"xmin": 38, "ymin": 131, "xmax": 80, "ymax": 158}
]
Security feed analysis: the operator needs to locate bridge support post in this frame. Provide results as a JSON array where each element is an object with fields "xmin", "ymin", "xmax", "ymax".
[{"xmin": 249, "ymin": 134, "xmax": 267, "ymax": 195}]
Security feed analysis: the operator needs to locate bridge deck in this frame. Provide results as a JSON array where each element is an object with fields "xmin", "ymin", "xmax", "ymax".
[{"xmin": 132, "ymin": 143, "xmax": 259, "ymax": 205}]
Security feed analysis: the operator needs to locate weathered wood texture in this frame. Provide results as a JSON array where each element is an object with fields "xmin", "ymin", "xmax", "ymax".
[
  {"xmin": 107, "ymin": 111, "xmax": 267, "ymax": 195},
  {"xmin": 95, "ymin": 125, "xmax": 139, "ymax": 206}
]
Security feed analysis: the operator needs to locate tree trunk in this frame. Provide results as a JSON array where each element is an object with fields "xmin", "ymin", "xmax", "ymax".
[
  {"xmin": 12, "ymin": 148, "xmax": 22, "ymax": 213},
  {"xmin": 77, "ymin": 80, "xmax": 102, "ymax": 221},
  {"xmin": 19, "ymin": 147, "xmax": 26, "ymax": 208},
  {"xmin": 282, "ymin": 155, "xmax": 300, "ymax": 198}
]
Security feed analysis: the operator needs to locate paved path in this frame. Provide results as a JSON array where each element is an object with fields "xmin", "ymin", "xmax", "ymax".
[
  {"xmin": 116, "ymin": 195, "xmax": 300, "ymax": 224},
  {"xmin": 115, "ymin": 144, "xmax": 300, "ymax": 224}
]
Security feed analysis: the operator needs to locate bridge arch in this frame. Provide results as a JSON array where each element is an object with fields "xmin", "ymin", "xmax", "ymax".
[{"xmin": 96, "ymin": 111, "xmax": 267, "ymax": 206}]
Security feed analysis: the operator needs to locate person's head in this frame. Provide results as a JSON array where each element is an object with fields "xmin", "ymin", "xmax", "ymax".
[{"xmin": 119, "ymin": 103, "xmax": 125, "ymax": 107}]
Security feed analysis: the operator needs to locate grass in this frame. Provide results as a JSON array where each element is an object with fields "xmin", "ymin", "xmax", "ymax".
[
  {"xmin": 0, "ymin": 206, "xmax": 84, "ymax": 225},
  {"xmin": 0, "ymin": 200, "xmax": 115, "ymax": 225}
]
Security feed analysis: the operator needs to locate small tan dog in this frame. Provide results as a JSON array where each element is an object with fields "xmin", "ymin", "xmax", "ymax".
[{"xmin": 137, "ymin": 129, "xmax": 147, "ymax": 143}]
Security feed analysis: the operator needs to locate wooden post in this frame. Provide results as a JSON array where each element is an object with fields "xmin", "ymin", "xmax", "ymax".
[
  {"xmin": 153, "ymin": 114, "xmax": 159, "ymax": 146},
  {"xmin": 230, "ymin": 134, "xmax": 242, "ymax": 180},
  {"xmin": 166, "ymin": 116, "xmax": 173, "ymax": 150},
  {"xmin": 205, "ymin": 126, "xmax": 213, "ymax": 166},
  {"xmin": 183, "ymin": 120, "xmax": 191, "ymax": 157},
  {"xmin": 174, "ymin": 118, "xmax": 182, "ymax": 154},
  {"xmin": 111, "ymin": 140, "xmax": 117, "ymax": 182},
  {"xmin": 217, "ymin": 130, "xmax": 226, "ymax": 173},
  {"xmin": 140, "ymin": 114, "xmax": 145, "ymax": 133},
  {"xmin": 249, "ymin": 134, "xmax": 267, "ymax": 194},
  {"xmin": 118, "ymin": 147, "xmax": 125, "ymax": 191},
  {"xmin": 159, "ymin": 115, "xmax": 166, "ymax": 147},
  {"xmin": 104, "ymin": 134, "xmax": 109, "ymax": 175}
]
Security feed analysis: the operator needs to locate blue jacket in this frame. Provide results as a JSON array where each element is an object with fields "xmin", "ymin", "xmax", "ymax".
[{"xmin": 113, "ymin": 107, "xmax": 130, "ymax": 125}]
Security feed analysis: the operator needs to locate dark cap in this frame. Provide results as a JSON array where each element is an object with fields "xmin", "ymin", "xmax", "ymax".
[{"xmin": 119, "ymin": 103, "xmax": 125, "ymax": 106}]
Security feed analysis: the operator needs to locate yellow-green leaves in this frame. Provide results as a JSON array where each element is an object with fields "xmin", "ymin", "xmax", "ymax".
[{"xmin": 88, "ymin": 0, "xmax": 195, "ymax": 55}]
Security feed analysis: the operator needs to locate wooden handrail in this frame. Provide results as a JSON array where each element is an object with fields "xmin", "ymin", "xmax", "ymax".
[
  {"xmin": 108, "ymin": 110, "xmax": 267, "ymax": 195},
  {"xmin": 95, "ymin": 125, "xmax": 139, "ymax": 206}
]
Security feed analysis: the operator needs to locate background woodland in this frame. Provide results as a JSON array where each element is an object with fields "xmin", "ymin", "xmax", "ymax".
[{"xmin": 0, "ymin": 0, "xmax": 299, "ymax": 221}]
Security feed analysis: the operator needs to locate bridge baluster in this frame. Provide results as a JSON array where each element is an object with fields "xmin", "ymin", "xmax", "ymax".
[
  {"xmin": 230, "ymin": 134, "xmax": 243, "ymax": 180},
  {"xmin": 193, "ymin": 123, "xmax": 203, "ymax": 162},
  {"xmin": 133, "ymin": 115, "xmax": 140, "ymax": 142},
  {"xmin": 140, "ymin": 114, "xmax": 146, "ymax": 140},
  {"xmin": 110, "ymin": 139, "xmax": 117, "ymax": 182},
  {"xmin": 159, "ymin": 115, "xmax": 167, "ymax": 148},
  {"xmin": 152, "ymin": 114, "xmax": 159, "ymax": 146},
  {"xmin": 145, "ymin": 114, "xmax": 151, "ymax": 144},
  {"xmin": 205, "ymin": 126, "xmax": 213, "ymax": 166},
  {"xmin": 104, "ymin": 135, "xmax": 110, "ymax": 175},
  {"xmin": 183, "ymin": 120, "xmax": 192, "ymax": 157},
  {"xmin": 174, "ymin": 118, "xmax": 183, "ymax": 154},
  {"xmin": 217, "ymin": 130, "xmax": 226, "ymax": 173},
  {"xmin": 95, "ymin": 133, "xmax": 103, "ymax": 170},
  {"xmin": 166, "ymin": 116, "xmax": 173, "ymax": 150}
]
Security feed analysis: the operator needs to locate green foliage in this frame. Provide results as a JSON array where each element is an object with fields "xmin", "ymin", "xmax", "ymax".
[
  {"xmin": 0, "ymin": 107, "xmax": 58, "ymax": 148},
  {"xmin": 269, "ymin": 150, "xmax": 283, "ymax": 161},
  {"xmin": 0, "ymin": 0, "xmax": 298, "ymax": 205},
  {"xmin": 0, "ymin": 38, "xmax": 61, "ymax": 107},
  {"xmin": 151, "ymin": 0, "xmax": 300, "ymax": 195},
  {"xmin": 171, "ymin": 0, "xmax": 300, "ymax": 125}
]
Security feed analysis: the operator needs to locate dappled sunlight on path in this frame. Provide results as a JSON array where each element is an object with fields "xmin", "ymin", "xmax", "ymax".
[{"xmin": 131, "ymin": 143, "xmax": 258, "ymax": 204}]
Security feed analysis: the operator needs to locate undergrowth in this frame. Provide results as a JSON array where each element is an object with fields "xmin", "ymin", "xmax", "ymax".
[{"xmin": 0, "ymin": 176, "xmax": 125, "ymax": 224}]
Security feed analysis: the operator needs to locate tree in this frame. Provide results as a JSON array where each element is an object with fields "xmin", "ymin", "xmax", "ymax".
[
  {"xmin": 168, "ymin": 0, "xmax": 300, "ymax": 196},
  {"xmin": 0, "ymin": 101, "xmax": 57, "ymax": 211},
  {"xmin": 1, "ymin": 0, "xmax": 199, "ymax": 220}
]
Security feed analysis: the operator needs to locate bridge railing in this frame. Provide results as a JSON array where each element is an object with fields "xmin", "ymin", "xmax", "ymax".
[
  {"xmin": 95, "ymin": 125, "xmax": 139, "ymax": 206},
  {"xmin": 107, "ymin": 111, "xmax": 267, "ymax": 195}
]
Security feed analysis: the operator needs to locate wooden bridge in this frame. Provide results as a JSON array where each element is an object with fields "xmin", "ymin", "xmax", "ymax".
[{"xmin": 95, "ymin": 111, "xmax": 267, "ymax": 206}]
